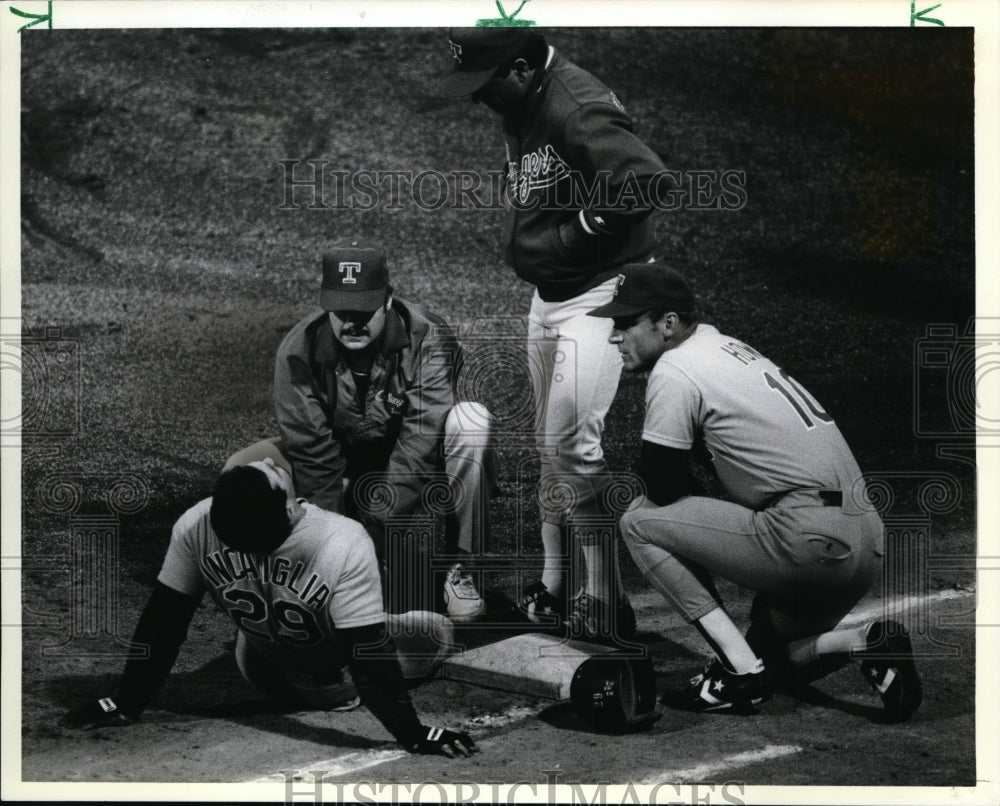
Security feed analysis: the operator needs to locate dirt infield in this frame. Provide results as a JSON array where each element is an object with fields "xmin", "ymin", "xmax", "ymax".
[{"xmin": 12, "ymin": 25, "xmax": 982, "ymax": 796}]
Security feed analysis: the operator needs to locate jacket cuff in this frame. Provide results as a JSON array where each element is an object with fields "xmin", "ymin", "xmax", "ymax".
[
  {"xmin": 581, "ymin": 205, "xmax": 656, "ymax": 235},
  {"xmin": 579, "ymin": 208, "xmax": 611, "ymax": 236}
]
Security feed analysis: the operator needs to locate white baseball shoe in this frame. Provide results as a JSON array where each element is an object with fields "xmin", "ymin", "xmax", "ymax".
[{"xmin": 443, "ymin": 563, "xmax": 487, "ymax": 623}]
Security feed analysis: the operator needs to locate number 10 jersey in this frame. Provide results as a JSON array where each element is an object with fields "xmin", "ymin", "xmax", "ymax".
[{"xmin": 642, "ymin": 324, "xmax": 865, "ymax": 510}]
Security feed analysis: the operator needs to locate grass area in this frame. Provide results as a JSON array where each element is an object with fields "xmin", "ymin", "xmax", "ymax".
[{"xmin": 18, "ymin": 27, "xmax": 976, "ymax": 591}]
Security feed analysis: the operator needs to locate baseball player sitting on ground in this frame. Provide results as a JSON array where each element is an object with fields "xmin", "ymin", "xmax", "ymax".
[
  {"xmin": 438, "ymin": 28, "xmax": 667, "ymax": 641},
  {"xmin": 62, "ymin": 452, "xmax": 478, "ymax": 758},
  {"xmin": 588, "ymin": 262, "xmax": 921, "ymax": 719},
  {"xmin": 263, "ymin": 238, "xmax": 495, "ymax": 622}
]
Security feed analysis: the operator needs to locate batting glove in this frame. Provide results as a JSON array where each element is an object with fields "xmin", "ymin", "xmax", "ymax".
[
  {"xmin": 411, "ymin": 726, "xmax": 478, "ymax": 758},
  {"xmin": 61, "ymin": 697, "xmax": 136, "ymax": 729}
]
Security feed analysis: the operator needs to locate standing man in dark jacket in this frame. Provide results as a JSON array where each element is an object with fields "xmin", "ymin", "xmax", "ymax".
[
  {"xmin": 270, "ymin": 238, "xmax": 495, "ymax": 622},
  {"xmin": 439, "ymin": 29, "xmax": 667, "ymax": 640}
]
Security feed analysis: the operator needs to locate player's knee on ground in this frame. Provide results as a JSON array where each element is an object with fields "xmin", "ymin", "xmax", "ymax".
[{"xmin": 235, "ymin": 631, "xmax": 355, "ymax": 708}]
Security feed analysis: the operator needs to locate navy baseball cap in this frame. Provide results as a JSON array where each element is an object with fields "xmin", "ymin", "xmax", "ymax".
[
  {"xmin": 587, "ymin": 263, "xmax": 696, "ymax": 319},
  {"xmin": 320, "ymin": 238, "xmax": 390, "ymax": 312},
  {"xmin": 438, "ymin": 27, "xmax": 532, "ymax": 97}
]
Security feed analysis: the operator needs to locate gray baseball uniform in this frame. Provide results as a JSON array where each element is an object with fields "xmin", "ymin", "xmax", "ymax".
[{"xmin": 620, "ymin": 324, "xmax": 884, "ymax": 638}]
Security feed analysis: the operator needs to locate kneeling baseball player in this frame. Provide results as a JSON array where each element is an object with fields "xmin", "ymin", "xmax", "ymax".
[
  {"xmin": 62, "ymin": 454, "xmax": 478, "ymax": 757},
  {"xmin": 588, "ymin": 262, "xmax": 921, "ymax": 720},
  {"xmin": 272, "ymin": 237, "xmax": 496, "ymax": 623}
]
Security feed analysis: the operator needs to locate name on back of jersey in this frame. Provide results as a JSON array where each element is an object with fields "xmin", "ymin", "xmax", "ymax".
[
  {"xmin": 200, "ymin": 549, "xmax": 330, "ymax": 608},
  {"xmin": 720, "ymin": 340, "xmax": 764, "ymax": 366}
]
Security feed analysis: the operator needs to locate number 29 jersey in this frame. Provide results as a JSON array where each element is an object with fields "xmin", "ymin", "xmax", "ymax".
[
  {"xmin": 157, "ymin": 499, "xmax": 384, "ymax": 672},
  {"xmin": 643, "ymin": 324, "xmax": 865, "ymax": 510}
]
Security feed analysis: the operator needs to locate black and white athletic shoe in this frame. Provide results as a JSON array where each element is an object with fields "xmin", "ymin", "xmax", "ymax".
[
  {"xmin": 516, "ymin": 580, "xmax": 567, "ymax": 627},
  {"xmin": 661, "ymin": 658, "xmax": 771, "ymax": 713},
  {"xmin": 857, "ymin": 619, "xmax": 923, "ymax": 721}
]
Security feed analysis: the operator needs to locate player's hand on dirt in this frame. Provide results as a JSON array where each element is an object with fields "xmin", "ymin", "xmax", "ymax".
[
  {"xmin": 60, "ymin": 697, "xmax": 136, "ymax": 729},
  {"xmin": 412, "ymin": 726, "xmax": 478, "ymax": 758}
]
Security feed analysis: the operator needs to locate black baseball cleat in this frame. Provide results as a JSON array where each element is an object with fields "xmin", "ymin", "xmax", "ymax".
[
  {"xmin": 744, "ymin": 595, "xmax": 796, "ymax": 688},
  {"xmin": 328, "ymin": 694, "xmax": 362, "ymax": 712},
  {"xmin": 515, "ymin": 580, "xmax": 566, "ymax": 627},
  {"xmin": 565, "ymin": 593, "xmax": 637, "ymax": 644},
  {"xmin": 661, "ymin": 658, "xmax": 772, "ymax": 713},
  {"xmin": 857, "ymin": 619, "xmax": 923, "ymax": 721},
  {"xmin": 744, "ymin": 595, "xmax": 856, "ymax": 690}
]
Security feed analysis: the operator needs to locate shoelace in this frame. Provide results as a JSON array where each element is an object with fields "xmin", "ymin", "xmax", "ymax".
[
  {"xmin": 448, "ymin": 568, "xmax": 481, "ymax": 598},
  {"xmin": 690, "ymin": 665, "xmax": 713, "ymax": 687},
  {"xmin": 568, "ymin": 596, "xmax": 598, "ymax": 629}
]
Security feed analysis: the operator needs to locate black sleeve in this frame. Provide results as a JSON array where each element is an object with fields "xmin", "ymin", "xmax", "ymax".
[
  {"xmin": 337, "ymin": 622, "xmax": 426, "ymax": 749},
  {"xmin": 115, "ymin": 581, "xmax": 201, "ymax": 717},
  {"xmin": 639, "ymin": 440, "xmax": 693, "ymax": 507},
  {"xmin": 563, "ymin": 103, "xmax": 666, "ymax": 234}
]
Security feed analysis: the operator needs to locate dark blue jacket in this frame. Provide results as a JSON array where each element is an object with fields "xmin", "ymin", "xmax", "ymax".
[
  {"xmin": 275, "ymin": 299, "xmax": 460, "ymax": 528},
  {"xmin": 502, "ymin": 49, "xmax": 665, "ymax": 301}
]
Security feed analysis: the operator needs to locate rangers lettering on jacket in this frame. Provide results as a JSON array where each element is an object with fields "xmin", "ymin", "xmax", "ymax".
[
  {"xmin": 200, "ymin": 549, "xmax": 331, "ymax": 607},
  {"xmin": 507, "ymin": 144, "xmax": 571, "ymax": 204}
]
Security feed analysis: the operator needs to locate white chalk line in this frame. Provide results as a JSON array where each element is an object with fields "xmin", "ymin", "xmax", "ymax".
[
  {"xmin": 251, "ymin": 748, "xmax": 409, "ymax": 783},
  {"xmin": 247, "ymin": 703, "xmax": 548, "ymax": 783},
  {"xmin": 633, "ymin": 587, "xmax": 973, "ymax": 650},
  {"xmin": 836, "ymin": 588, "xmax": 972, "ymax": 627},
  {"xmin": 637, "ymin": 744, "xmax": 803, "ymax": 784}
]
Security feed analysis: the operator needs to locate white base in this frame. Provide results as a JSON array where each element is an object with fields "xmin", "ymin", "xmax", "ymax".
[{"xmin": 440, "ymin": 632, "xmax": 618, "ymax": 700}]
